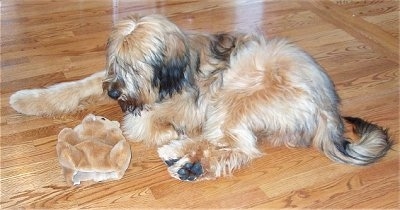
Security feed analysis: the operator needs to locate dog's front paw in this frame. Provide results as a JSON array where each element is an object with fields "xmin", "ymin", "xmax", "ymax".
[
  {"xmin": 178, "ymin": 162, "xmax": 203, "ymax": 181},
  {"xmin": 10, "ymin": 90, "xmax": 42, "ymax": 115},
  {"xmin": 166, "ymin": 157, "xmax": 204, "ymax": 181},
  {"xmin": 158, "ymin": 140, "xmax": 213, "ymax": 182}
]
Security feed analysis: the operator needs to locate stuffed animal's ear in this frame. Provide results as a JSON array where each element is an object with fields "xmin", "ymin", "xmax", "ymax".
[
  {"xmin": 83, "ymin": 114, "xmax": 97, "ymax": 123},
  {"xmin": 81, "ymin": 114, "xmax": 100, "ymax": 134},
  {"xmin": 109, "ymin": 120, "xmax": 120, "ymax": 128}
]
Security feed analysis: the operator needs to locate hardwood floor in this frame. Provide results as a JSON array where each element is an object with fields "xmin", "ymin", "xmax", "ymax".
[{"xmin": 1, "ymin": 0, "xmax": 398, "ymax": 208}]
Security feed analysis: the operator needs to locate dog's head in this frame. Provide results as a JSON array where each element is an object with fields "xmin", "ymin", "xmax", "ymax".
[{"xmin": 103, "ymin": 15, "xmax": 190, "ymax": 115}]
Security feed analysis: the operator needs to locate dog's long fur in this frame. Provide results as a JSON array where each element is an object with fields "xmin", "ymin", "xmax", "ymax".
[{"xmin": 10, "ymin": 15, "xmax": 391, "ymax": 181}]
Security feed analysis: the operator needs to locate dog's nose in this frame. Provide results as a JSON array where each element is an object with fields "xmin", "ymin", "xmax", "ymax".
[{"xmin": 108, "ymin": 89, "xmax": 121, "ymax": 100}]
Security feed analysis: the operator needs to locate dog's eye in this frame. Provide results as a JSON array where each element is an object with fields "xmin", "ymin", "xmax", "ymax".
[{"xmin": 101, "ymin": 117, "xmax": 106, "ymax": 120}]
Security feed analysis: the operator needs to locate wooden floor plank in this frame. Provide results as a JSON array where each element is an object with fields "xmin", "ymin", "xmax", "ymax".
[{"xmin": 303, "ymin": 0, "xmax": 398, "ymax": 63}]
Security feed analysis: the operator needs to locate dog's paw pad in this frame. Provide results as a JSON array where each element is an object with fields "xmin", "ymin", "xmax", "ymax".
[
  {"xmin": 177, "ymin": 162, "xmax": 203, "ymax": 181},
  {"xmin": 164, "ymin": 158, "xmax": 181, "ymax": 167}
]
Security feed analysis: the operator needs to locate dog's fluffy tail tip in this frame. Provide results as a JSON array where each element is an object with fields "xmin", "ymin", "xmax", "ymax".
[{"xmin": 333, "ymin": 116, "xmax": 392, "ymax": 166}]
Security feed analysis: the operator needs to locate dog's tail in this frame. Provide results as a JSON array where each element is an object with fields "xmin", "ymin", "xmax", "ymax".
[
  {"xmin": 9, "ymin": 71, "xmax": 108, "ymax": 116},
  {"xmin": 315, "ymin": 116, "xmax": 391, "ymax": 165}
]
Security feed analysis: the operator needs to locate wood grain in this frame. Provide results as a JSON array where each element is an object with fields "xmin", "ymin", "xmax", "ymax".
[{"xmin": 1, "ymin": 0, "xmax": 398, "ymax": 209}]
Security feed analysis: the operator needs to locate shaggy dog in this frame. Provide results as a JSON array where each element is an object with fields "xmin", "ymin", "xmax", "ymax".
[{"xmin": 10, "ymin": 14, "xmax": 391, "ymax": 181}]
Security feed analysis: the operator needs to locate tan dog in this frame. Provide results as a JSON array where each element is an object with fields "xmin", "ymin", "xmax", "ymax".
[
  {"xmin": 11, "ymin": 14, "xmax": 391, "ymax": 181},
  {"xmin": 56, "ymin": 114, "xmax": 131, "ymax": 185}
]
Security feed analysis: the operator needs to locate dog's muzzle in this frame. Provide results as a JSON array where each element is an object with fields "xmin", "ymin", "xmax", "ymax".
[
  {"xmin": 106, "ymin": 88, "xmax": 147, "ymax": 116},
  {"xmin": 118, "ymin": 100, "xmax": 147, "ymax": 116}
]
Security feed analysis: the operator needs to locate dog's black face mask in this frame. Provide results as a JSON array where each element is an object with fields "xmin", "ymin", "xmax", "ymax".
[
  {"xmin": 151, "ymin": 58, "xmax": 187, "ymax": 100},
  {"xmin": 149, "ymin": 41, "xmax": 191, "ymax": 103}
]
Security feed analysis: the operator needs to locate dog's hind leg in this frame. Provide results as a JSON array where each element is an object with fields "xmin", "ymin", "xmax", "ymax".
[{"xmin": 10, "ymin": 71, "xmax": 110, "ymax": 116}]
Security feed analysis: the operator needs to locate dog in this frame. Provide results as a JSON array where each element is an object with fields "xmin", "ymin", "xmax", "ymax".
[{"xmin": 10, "ymin": 14, "xmax": 391, "ymax": 181}]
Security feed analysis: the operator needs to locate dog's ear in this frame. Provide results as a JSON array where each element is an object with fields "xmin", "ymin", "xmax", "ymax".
[
  {"xmin": 151, "ymin": 33, "xmax": 189, "ymax": 100},
  {"xmin": 210, "ymin": 33, "xmax": 237, "ymax": 61}
]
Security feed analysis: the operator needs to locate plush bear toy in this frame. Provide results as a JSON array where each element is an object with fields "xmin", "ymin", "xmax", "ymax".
[{"xmin": 56, "ymin": 114, "xmax": 131, "ymax": 185}]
